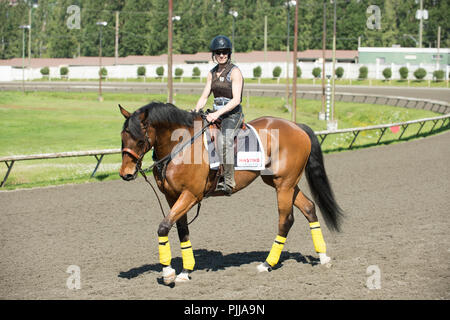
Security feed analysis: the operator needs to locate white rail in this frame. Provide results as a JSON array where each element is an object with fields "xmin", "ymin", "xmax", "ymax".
[{"xmin": 1, "ymin": 113, "xmax": 449, "ymax": 188}]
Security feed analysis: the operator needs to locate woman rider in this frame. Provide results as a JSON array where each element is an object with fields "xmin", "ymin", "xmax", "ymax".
[{"xmin": 194, "ymin": 35, "xmax": 244, "ymax": 196}]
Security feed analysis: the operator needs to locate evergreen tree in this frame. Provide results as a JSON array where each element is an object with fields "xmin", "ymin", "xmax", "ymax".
[
  {"xmin": 46, "ymin": 0, "xmax": 80, "ymax": 58},
  {"xmin": 0, "ymin": 0, "xmax": 448, "ymax": 58},
  {"xmin": 0, "ymin": 1, "xmax": 29, "ymax": 59},
  {"xmin": 120, "ymin": 0, "xmax": 151, "ymax": 56}
]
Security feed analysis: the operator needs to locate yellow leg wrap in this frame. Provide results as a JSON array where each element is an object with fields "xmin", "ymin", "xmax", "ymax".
[
  {"xmin": 158, "ymin": 236, "xmax": 172, "ymax": 266},
  {"xmin": 310, "ymin": 222, "xmax": 327, "ymax": 253},
  {"xmin": 266, "ymin": 235, "xmax": 286, "ymax": 267},
  {"xmin": 180, "ymin": 240, "xmax": 195, "ymax": 270}
]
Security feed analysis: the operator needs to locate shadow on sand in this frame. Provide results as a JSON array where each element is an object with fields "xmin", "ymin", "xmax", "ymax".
[{"xmin": 118, "ymin": 249, "xmax": 319, "ymax": 280}]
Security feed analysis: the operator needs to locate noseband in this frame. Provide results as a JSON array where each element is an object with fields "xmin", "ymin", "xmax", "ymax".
[
  {"xmin": 121, "ymin": 147, "xmax": 141, "ymax": 163},
  {"xmin": 121, "ymin": 128, "xmax": 152, "ymax": 171}
]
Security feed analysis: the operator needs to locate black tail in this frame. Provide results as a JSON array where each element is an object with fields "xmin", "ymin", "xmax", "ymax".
[{"xmin": 297, "ymin": 123, "xmax": 344, "ymax": 232}]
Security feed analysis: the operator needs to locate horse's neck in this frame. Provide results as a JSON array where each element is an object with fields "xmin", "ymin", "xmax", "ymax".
[{"xmin": 153, "ymin": 124, "xmax": 193, "ymax": 160}]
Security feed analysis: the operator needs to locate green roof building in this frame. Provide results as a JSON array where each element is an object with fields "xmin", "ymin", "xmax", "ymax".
[{"xmin": 358, "ymin": 47, "xmax": 449, "ymax": 66}]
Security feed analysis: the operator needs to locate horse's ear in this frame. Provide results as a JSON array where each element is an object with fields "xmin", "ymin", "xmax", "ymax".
[{"xmin": 119, "ymin": 104, "xmax": 130, "ymax": 119}]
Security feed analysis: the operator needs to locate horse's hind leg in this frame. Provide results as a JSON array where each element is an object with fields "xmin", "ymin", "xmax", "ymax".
[
  {"xmin": 293, "ymin": 186, "xmax": 331, "ymax": 265},
  {"xmin": 257, "ymin": 186, "xmax": 295, "ymax": 272}
]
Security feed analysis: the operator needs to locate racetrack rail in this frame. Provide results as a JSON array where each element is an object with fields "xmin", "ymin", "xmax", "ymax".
[{"xmin": 0, "ymin": 83, "xmax": 449, "ymax": 187}]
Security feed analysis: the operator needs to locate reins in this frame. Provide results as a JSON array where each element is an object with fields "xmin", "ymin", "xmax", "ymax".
[{"xmin": 125, "ymin": 117, "xmax": 211, "ymax": 226}]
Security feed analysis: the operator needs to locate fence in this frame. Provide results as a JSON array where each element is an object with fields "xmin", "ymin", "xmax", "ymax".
[
  {"xmin": 1, "ymin": 101, "xmax": 449, "ymax": 188},
  {"xmin": 1, "ymin": 60, "xmax": 449, "ymax": 82}
]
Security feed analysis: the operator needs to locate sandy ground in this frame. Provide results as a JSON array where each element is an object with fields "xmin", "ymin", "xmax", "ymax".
[{"xmin": 0, "ymin": 132, "xmax": 449, "ymax": 300}]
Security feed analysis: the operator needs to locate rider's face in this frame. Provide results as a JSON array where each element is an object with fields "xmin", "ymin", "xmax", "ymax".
[{"xmin": 214, "ymin": 50, "xmax": 229, "ymax": 64}]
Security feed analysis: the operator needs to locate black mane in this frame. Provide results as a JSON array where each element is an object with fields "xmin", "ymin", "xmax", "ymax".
[{"xmin": 123, "ymin": 101, "xmax": 197, "ymax": 140}]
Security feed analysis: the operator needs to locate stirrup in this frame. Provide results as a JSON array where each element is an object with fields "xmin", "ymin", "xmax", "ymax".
[{"xmin": 215, "ymin": 181, "xmax": 233, "ymax": 196}]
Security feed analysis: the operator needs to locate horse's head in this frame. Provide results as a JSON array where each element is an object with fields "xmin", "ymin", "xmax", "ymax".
[{"xmin": 119, "ymin": 105, "xmax": 154, "ymax": 181}]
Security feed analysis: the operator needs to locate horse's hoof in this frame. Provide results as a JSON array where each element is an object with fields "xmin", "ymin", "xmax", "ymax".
[
  {"xmin": 257, "ymin": 261, "xmax": 272, "ymax": 273},
  {"xmin": 319, "ymin": 253, "xmax": 331, "ymax": 266},
  {"xmin": 162, "ymin": 266, "xmax": 176, "ymax": 285},
  {"xmin": 175, "ymin": 271, "xmax": 191, "ymax": 283}
]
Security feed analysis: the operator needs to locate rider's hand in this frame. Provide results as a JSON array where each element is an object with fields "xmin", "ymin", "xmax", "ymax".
[{"xmin": 206, "ymin": 112, "xmax": 220, "ymax": 123}]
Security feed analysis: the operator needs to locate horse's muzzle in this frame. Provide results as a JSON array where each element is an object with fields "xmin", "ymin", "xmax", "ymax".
[
  {"xmin": 120, "ymin": 168, "xmax": 138, "ymax": 181},
  {"xmin": 121, "ymin": 173, "xmax": 136, "ymax": 181}
]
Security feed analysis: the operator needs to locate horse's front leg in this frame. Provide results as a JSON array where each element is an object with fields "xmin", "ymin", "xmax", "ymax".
[
  {"xmin": 174, "ymin": 214, "xmax": 195, "ymax": 282},
  {"xmin": 157, "ymin": 190, "xmax": 197, "ymax": 285}
]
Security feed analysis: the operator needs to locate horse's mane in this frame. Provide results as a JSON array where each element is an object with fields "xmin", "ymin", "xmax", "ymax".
[{"xmin": 124, "ymin": 101, "xmax": 198, "ymax": 140}]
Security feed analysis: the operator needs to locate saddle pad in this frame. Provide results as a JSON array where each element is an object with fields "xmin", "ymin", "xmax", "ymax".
[{"xmin": 204, "ymin": 123, "xmax": 266, "ymax": 171}]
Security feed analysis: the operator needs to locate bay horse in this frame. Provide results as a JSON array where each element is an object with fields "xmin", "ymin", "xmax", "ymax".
[{"xmin": 119, "ymin": 102, "xmax": 343, "ymax": 285}]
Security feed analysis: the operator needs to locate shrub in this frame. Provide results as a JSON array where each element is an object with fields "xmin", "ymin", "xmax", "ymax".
[
  {"xmin": 60, "ymin": 67, "xmax": 69, "ymax": 76},
  {"xmin": 399, "ymin": 66, "xmax": 408, "ymax": 80},
  {"xmin": 358, "ymin": 66, "xmax": 368, "ymax": 80},
  {"xmin": 192, "ymin": 67, "xmax": 201, "ymax": 78},
  {"xmin": 272, "ymin": 66, "xmax": 282, "ymax": 78},
  {"xmin": 433, "ymin": 70, "xmax": 444, "ymax": 82},
  {"xmin": 156, "ymin": 66, "xmax": 164, "ymax": 77},
  {"xmin": 335, "ymin": 67, "xmax": 344, "ymax": 79},
  {"xmin": 175, "ymin": 67, "xmax": 183, "ymax": 77},
  {"xmin": 253, "ymin": 66, "xmax": 262, "ymax": 78},
  {"xmin": 296, "ymin": 66, "xmax": 302, "ymax": 78},
  {"xmin": 137, "ymin": 66, "xmax": 146, "ymax": 77},
  {"xmin": 413, "ymin": 68, "xmax": 426, "ymax": 80},
  {"xmin": 40, "ymin": 66, "xmax": 49, "ymax": 76},
  {"xmin": 382, "ymin": 67, "xmax": 392, "ymax": 80},
  {"xmin": 312, "ymin": 67, "xmax": 321, "ymax": 78},
  {"xmin": 99, "ymin": 67, "xmax": 107, "ymax": 78}
]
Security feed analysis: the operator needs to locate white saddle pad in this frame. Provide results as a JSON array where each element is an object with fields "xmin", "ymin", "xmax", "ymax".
[{"xmin": 204, "ymin": 123, "xmax": 265, "ymax": 171}]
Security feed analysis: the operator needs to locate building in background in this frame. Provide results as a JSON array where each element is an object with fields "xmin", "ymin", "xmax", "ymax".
[{"xmin": 358, "ymin": 47, "xmax": 449, "ymax": 66}]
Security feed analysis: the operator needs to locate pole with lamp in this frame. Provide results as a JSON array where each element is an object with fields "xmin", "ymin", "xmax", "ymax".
[
  {"xmin": 229, "ymin": 10, "xmax": 238, "ymax": 58},
  {"xmin": 319, "ymin": 0, "xmax": 327, "ymax": 120},
  {"xmin": 96, "ymin": 21, "xmax": 107, "ymax": 102},
  {"xmin": 415, "ymin": 0, "xmax": 428, "ymax": 49},
  {"xmin": 19, "ymin": 25, "xmax": 30, "ymax": 93},
  {"xmin": 167, "ymin": 0, "xmax": 180, "ymax": 105},
  {"xmin": 291, "ymin": 0, "xmax": 298, "ymax": 123},
  {"xmin": 329, "ymin": 0, "xmax": 337, "ymax": 131},
  {"xmin": 284, "ymin": 1, "xmax": 296, "ymax": 113},
  {"xmin": 167, "ymin": 0, "xmax": 181, "ymax": 104}
]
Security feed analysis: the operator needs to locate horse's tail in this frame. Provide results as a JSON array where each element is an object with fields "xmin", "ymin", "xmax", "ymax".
[{"xmin": 297, "ymin": 123, "xmax": 344, "ymax": 232}]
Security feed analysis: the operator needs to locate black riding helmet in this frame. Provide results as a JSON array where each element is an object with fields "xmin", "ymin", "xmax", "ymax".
[{"xmin": 210, "ymin": 35, "xmax": 232, "ymax": 61}]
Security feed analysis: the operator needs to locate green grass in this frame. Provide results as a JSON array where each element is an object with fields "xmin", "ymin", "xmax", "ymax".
[{"xmin": 0, "ymin": 90, "xmax": 446, "ymax": 190}]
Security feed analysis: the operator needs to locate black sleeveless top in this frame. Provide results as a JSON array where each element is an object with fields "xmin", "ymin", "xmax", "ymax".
[{"xmin": 210, "ymin": 62, "xmax": 243, "ymax": 103}]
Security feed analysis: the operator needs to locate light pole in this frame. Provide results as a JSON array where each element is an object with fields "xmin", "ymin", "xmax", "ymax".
[
  {"xmin": 291, "ymin": 0, "xmax": 298, "ymax": 123},
  {"xmin": 96, "ymin": 21, "xmax": 107, "ymax": 102},
  {"xmin": 415, "ymin": 0, "xmax": 428, "ymax": 48},
  {"xmin": 229, "ymin": 10, "xmax": 238, "ymax": 57},
  {"xmin": 320, "ymin": 0, "xmax": 327, "ymax": 120},
  {"xmin": 329, "ymin": 0, "xmax": 337, "ymax": 130},
  {"xmin": 19, "ymin": 25, "xmax": 30, "ymax": 93},
  {"xmin": 285, "ymin": 1, "xmax": 296, "ymax": 113},
  {"xmin": 167, "ymin": 0, "xmax": 180, "ymax": 105}
]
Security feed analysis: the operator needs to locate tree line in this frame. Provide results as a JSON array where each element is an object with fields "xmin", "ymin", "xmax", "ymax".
[{"xmin": 0, "ymin": 0, "xmax": 448, "ymax": 60}]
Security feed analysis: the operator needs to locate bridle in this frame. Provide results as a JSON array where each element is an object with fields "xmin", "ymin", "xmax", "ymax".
[
  {"xmin": 121, "ymin": 117, "xmax": 212, "ymax": 226},
  {"xmin": 121, "ymin": 127, "xmax": 152, "ymax": 171}
]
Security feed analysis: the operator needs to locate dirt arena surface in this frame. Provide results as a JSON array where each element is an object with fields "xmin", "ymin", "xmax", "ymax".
[{"xmin": 1, "ymin": 132, "xmax": 449, "ymax": 300}]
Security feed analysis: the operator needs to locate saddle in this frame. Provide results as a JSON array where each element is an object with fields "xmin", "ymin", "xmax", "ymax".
[{"xmin": 203, "ymin": 116, "xmax": 265, "ymax": 172}]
